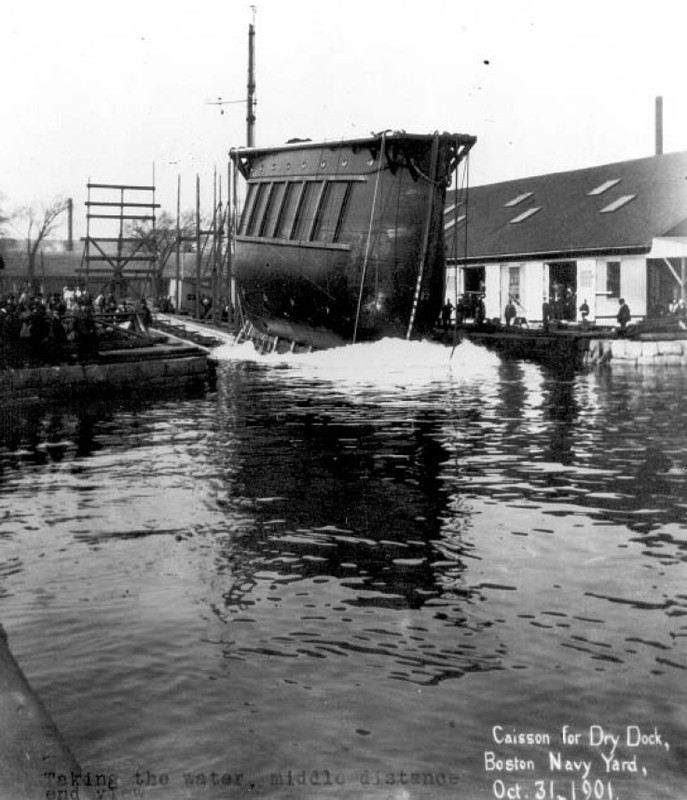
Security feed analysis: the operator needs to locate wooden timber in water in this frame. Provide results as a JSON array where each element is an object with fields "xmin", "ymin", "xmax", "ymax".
[{"xmin": 0, "ymin": 625, "xmax": 96, "ymax": 799}]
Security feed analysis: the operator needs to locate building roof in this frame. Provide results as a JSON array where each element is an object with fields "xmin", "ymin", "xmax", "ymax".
[{"xmin": 445, "ymin": 150, "xmax": 687, "ymax": 263}]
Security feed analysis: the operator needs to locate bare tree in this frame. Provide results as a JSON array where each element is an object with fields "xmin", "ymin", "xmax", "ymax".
[
  {"xmin": 0, "ymin": 194, "xmax": 9, "ymax": 239},
  {"xmin": 129, "ymin": 210, "xmax": 197, "ymax": 268},
  {"xmin": 0, "ymin": 199, "xmax": 8, "ymax": 272},
  {"xmin": 128, "ymin": 209, "xmax": 207, "ymax": 301},
  {"xmin": 18, "ymin": 199, "xmax": 69, "ymax": 286}
]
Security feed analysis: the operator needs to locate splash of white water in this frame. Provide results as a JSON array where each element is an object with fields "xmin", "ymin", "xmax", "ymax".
[{"xmin": 210, "ymin": 337, "xmax": 500, "ymax": 390}]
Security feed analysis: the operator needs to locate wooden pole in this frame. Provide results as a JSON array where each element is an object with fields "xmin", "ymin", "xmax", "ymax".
[
  {"xmin": 85, "ymin": 180, "xmax": 91, "ymax": 289},
  {"xmin": 116, "ymin": 187, "xmax": 125, "ymax": 300},
  {"xmin": 151, "ymin": 162, "xmax": 157, "ymax": 302},
  {"xmin": 226, "ymin": 160, "xmax": 233, "ymax": 328},
  {"xmin": 195, "ymin": 174, "xmax": 201, "ymax": 319},
  {"xmin": 175, "ymin": 174, "xmax": 181, "ymax": 313},
  {"xmin": 212, "ymin": 167, "xmax": 218, "ymax": 325},
  {"xmin": 216, "ymin": 174, "xmax": 222, "ymax": 326},
  {"xmin": 231, "ymin": 157, "xmax": 238, "ymax": 326}
]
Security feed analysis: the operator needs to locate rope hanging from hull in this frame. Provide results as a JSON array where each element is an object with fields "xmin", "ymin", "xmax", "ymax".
[
  {"xmin": 451, "ymin": 151, "xmax": 470, "ymax": 359},
  {"xmin": 352, "ymin": 132, "xmax": 386, "ymax": 344},
  {"xmin": 406, "ymin": 133, "xmax": 440, "ymax": 340}
]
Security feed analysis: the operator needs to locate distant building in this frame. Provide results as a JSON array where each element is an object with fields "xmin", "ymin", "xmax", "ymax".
[
  {"xmin": 0, "ymin": 237, "xmax": 212, "ymax": 307},
  {"xmin": 0, "ymin": 238, "xmax": 82, "ymax": 295},
  {"xmin": 445, "ymin": 150, "xmax": 687, "ymax": 325}
]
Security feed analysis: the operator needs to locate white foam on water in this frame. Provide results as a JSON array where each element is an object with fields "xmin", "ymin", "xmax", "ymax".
[{"xmin": 210, "ymin": 336, "xmax": 500, "ymax": 391}]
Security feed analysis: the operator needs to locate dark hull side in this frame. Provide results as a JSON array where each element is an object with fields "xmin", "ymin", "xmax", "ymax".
[{"xmin": 230, "ymin": 132, "xmax": 476, "ymax": 348}]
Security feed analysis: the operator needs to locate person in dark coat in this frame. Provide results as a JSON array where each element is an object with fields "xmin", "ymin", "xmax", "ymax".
[
  {"xmin": 441, "ymin": 299, "xmax": 453, "ymax": 329},
  {"xmin": 475, "ymin": 295, "xmax": 486, "ymax": 325},
  {"xmin": 139, "ymin": 298, "xmax": 153, "ymax": 330},
  {"xmin": 617, "ymin": 298, "xmax": 631, "ymax": 335},
  {"xmin": 504, "ymin": 297, "xmax": 517, "ymax": 327}
]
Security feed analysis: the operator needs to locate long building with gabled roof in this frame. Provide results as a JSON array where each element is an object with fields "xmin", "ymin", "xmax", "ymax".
[{"xmin": 444, "ymin": 149, "xmax": 687, "ymax": 325}]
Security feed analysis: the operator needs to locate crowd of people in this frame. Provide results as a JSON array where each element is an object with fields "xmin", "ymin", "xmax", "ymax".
[
  {"xmin": 440, "ymin": 293, "xmax": 486, "ymax": 329},
  {"xmin": 440, "ymin": 286, "xmax": 642, "ymax": 335},
  {"xmin": 0, "ymin": 284, "xmax": 158, "ymax": 368}
]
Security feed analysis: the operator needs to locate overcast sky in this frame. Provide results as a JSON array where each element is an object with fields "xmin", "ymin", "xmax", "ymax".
[{"xmin": 2, "ymin": 0, "xmax": 686, "ymax": 238}]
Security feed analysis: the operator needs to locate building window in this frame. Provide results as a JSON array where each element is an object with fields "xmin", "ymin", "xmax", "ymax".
[
  {"xmin": 445, "ymin": 200, "xmax": 463, "ymax": 215},
  {"xmin": 509, "ymin": 266, "xmax": 520, "ymax": 301},
  {"xmin": 606, "ymin": 261, "xmax": 620, "ymax": 297},
  {"xmin": 444, "ymin": 215, "xmax": 466, "ymax": 231}
]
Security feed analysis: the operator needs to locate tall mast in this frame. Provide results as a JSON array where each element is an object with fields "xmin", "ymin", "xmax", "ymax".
[{"xmin": 246, "ymin": 8, "xmax": 256, "ymax": 147}]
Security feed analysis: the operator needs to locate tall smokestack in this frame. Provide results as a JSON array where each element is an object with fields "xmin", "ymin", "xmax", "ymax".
[
  {"xmin": 67, "ymin": 198, "xmax": 73, "ymax": 251},
  {"xmin": 655, "ymin": 96, "xmax": 663, "ymax": 156}
]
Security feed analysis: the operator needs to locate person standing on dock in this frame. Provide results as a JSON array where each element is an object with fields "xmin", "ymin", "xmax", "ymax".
[
  {"xmin": 441, "ymin": 299, "xmax": 454, "ymax": 329},
  {"xmin": 617, "ymin": 298, "xmax": 631, "ymax": 335},
  {"xmin": 139, "ymin": 298, "xmax": 152, "ymax": 331},
  {"xmin": 504, "ymin": 297, "xmax": 517, "ymax": 327},
  {"xmin": 475, "ymin": 295, "xmax": 486, "ymax": 325}
]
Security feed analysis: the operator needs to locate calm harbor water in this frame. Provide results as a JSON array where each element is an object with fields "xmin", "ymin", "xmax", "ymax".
[{"xmin": 0, "ymin": 338, "xmax": 685, "ymax": 800}]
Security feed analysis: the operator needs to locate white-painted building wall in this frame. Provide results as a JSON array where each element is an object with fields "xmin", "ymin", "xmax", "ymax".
[
  {"xmin": 593, "ymin": 255, "xmax": 646, "ymax": 324},
  {"xmin": 450, "ymin": 234, "xmax": 687, "ymax": 328},
  {"xmin": 577, "ymin": 260, "xmax": 596, "ymax": 320},
  {"xmin": 522, "ymin": 261, "xmax": 543, "ymax": 322}
]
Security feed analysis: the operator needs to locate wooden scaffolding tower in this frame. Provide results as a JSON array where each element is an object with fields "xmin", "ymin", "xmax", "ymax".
[{"xmin": 81, "ymin": 182, "xmax": 160, "ymax": 298}]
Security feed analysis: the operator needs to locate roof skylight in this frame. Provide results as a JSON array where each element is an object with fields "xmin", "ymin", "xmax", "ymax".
[
  {"xmin": 444, "ymin": 215, "xmax": 467, "ymax": 230},
  {"xmin": 444, "ymin": 201, "xmax": 463, "ymax": 215},
  {"xmin": 588, "ymin": 178, "xmax": 621, "ymax": 196},
  {"xmin": 599, "ymin": 194, "xmax": 636, "ymax": 213},
  {"xmin": 504, "ymin": 192, "xmax": 533, "ymax": 207},
  {"xmin": 509, "ymin": 207, "xmax": 541, "ymax": 224}
]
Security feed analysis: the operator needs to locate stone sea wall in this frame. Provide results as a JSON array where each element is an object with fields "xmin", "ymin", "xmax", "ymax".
[
  {"xmin": 585, "ymin": 338, "xmax": 687, "ymax": 367},
  {"xmin": 0, "ymin": 354, "xmax": 209, "ymax": 398}
]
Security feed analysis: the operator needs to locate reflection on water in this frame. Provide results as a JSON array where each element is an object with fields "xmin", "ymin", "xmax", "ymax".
[{"xmin": 0, "ymin": 340, "xmax": 685, "ymax": 799}]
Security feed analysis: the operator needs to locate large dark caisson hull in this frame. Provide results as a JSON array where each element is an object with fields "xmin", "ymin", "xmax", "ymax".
[{"xmin": 229, "ymin": 131, "xmax": 476, "ymax": 348}]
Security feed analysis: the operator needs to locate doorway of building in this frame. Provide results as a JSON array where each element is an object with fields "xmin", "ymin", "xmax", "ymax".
[
  {"xmin": 647, "ymin": 257, "xmax": 685, "ymax": 317},
  {"xmin": 547, "ymin": 261, "xmax": 577, "ymax": 321},
  {"xmin": 461, "ymin": 265, "xmax": 485, "ymax": 318}
]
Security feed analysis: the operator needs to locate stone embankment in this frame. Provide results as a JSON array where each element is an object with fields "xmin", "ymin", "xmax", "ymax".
[
  {"xmin": 0, "ymin": 351, "xmax": 208, "ymax": 398},
  {"xmin": 585, "ymin": 337, "xmax": 687, "ymax": 367}
]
